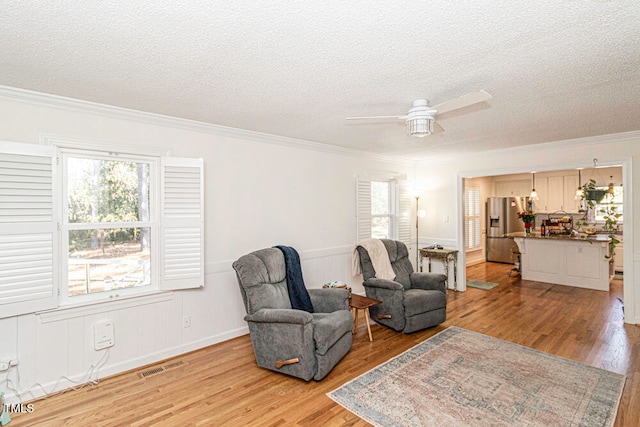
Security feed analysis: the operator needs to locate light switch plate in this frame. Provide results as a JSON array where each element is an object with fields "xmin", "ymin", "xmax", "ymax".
[{"xmin": 93, "ymin": 320, "xmax": 114, "ymax": 350}]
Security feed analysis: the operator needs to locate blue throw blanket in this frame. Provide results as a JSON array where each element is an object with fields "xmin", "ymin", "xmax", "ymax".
[{"xmin": 275, "ymin": 245, "xmax": 314, "ymax": 313}]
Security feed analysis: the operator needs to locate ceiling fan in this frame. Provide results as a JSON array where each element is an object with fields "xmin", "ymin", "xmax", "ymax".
[{"xmin": 346, "ymin": 90, "xmax": 492, "ymax": 137}]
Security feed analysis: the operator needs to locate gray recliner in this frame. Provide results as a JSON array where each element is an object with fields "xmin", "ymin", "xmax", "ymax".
[
  {"xmin": 356, "ymin": 239, "xmax": 447, "ymax": 333},
  {"xmin": 232, "ymin": 247, "xmax": 353, "ymax": 381}
]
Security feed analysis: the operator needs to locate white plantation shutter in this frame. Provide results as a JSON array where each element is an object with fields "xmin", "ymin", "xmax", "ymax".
[
  {"xmin": 397, "ymin": 180, "xmax": 411, "ymax": 244},
  {"xmin": 0, "ymin": 142, "xmax": 58, "ymax": 318},
  {"xmin": 356, "ymin": 178, "xmax": 372, "ymax": 242},
  {"xmin": 464, "ymin": 187, "xmax": 481, "ymax": 249},
  {"xmin": 160, "ymin": 157, "xmax": 204, "ymax": 290}
]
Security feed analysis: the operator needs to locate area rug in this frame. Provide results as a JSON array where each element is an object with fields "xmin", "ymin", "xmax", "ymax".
[
  {"xmin": 328, "ymin": 327, "xmax": 625, "ymax": 427},
  {"xmin": 466, "ymin": 278, "xmax": 499, "ymax": 290}
]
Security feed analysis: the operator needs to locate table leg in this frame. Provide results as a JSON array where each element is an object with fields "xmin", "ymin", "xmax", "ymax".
[
  {"xmin": 428, "ymin": 258, "xmax": 432, "ymax": 273},
  {"xmin": 351, "ymin": 307, "xmax": 359, "ymax": 334},
  {"xmin": 452, "ymin": 255, "xmax": 458, "ymax": 291},
  {"xmin": 364, "ymin": 308, "xmax": 373, "ymax": 341},
  {"xmin": 443, "ymin": 258, "xmax": 450, "ymax": 289}
]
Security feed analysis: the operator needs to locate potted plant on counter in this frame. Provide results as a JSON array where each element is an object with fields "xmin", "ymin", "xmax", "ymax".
[{"xmin": 518, "ymin": 210, "xmax": 536, "ymax": 235}]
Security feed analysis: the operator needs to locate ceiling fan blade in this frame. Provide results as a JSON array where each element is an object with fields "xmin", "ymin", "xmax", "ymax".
[
  {"xmin": 433, "ymin": 121, "xmax": 445, "ymax": 134},
  {"xmin": 345, "ymin": 115, "xmax": 406, "ymax": 120},
  {"xmin": 431, "ymin": 90, "xmax": 492, "ymax": 115}
]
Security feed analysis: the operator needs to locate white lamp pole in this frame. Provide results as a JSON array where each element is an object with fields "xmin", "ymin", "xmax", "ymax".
[
  {"xmin": 415, "ymin": 196, "xmax": 427, "ymax": 269},
  {"xmin": 415, "ymin": 196, "xmax": 420, "ymax": 267}
]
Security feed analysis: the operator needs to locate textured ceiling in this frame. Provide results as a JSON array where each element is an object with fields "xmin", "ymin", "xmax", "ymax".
[{"xmin": 1, "ymin": 1, "xmax": 639, "ymax": 159}]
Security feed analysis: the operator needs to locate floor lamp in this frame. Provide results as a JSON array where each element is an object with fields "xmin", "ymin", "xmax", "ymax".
[{"xmin": 415, "ymin": 196, "xmax": 426, "ymax": 268}]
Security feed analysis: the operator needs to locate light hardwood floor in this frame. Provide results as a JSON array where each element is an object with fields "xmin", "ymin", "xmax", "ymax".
[{"xmin": 10, "ymin": 263, "xmax": 640, "ymax": 426}]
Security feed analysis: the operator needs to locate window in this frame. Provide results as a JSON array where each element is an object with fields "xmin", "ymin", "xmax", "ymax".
[
  {"xmin": 0, "ymin": 140, "xmax": 204, "ymax": 318},
  {"xmin": 356, "ymin": 177, "xmax": 410, "ymax": 243},
  {"xmin": 464, "ymin": 187, "xmax": 481, "ymax": 250},
  {"xmin": 595, "ymin": 185, "xmax": 623, "ymax": 223},
  {"xmin": 371, "ymin": 181, "xmax": 393, "ymax": 238},
  {"xmin": 62, "ymin": 151, "xmax": 155, "ymax": 302}
]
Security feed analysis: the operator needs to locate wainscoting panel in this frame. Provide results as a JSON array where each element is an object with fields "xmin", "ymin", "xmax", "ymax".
[{"xmin": 2, "ymin": 245, "xmax": 363, "ymax": 403}]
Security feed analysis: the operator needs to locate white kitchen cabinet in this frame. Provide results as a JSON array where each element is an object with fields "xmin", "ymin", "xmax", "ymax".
[
  {"xmin": 563, "ymin": 174, "xmax": 581, "ymax": 213},
  {"xmin": 494, "ymin": 179, "xmax": 531, "ymax": 197},
  {"xmin": 514, "ymin": 235, "xmax": 611, "ymax": 291},
  {"xmin": 547, "ymin": 176, "xmax": 564, "ymax": 212},
  {"xmin": 534, "ymin": 173, "xmax": 581, "ymax": 213},
  {"xmin": 532, "ymin": 176, "xmax": 548, "ymax": 212}
]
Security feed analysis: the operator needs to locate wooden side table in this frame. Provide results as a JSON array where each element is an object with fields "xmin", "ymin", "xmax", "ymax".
[
  {"xmin": 419, "ymin": 248, "xmax": 459, "ymax": 291},
  {"xmin": 349, "ymin": 294, "xmax": 382, "ymax": 342}
]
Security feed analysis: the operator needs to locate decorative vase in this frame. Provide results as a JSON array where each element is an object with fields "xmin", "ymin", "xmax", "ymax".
[{"xmin": 524, "ymin": 223, "xmax": 532, "ymax": 235}]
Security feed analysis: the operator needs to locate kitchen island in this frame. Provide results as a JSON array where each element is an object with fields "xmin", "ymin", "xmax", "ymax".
[{"xmin": 511, "ymin": 232, "xmax": 612, "ymax": 291}]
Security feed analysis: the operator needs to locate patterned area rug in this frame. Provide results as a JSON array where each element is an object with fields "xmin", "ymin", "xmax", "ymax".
[
  {"xmin": 466, "ymin": 278, "xmax": 500, "ymax": 290},
  {"xmin": 328, "ymin": 327, "xmax": 625, "ymax": 426}
]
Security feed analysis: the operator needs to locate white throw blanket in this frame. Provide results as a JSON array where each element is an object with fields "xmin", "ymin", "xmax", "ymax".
[{"xmin": 352, "ymin": 238, "xmax": 396, "ymax": 280}]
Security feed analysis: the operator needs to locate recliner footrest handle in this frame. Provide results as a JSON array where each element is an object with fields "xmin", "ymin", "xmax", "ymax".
[
  {"xmin": 275, "ymin": 358, "xmax": 300, "ymax": 368},
  {"xmin": 377, "ymin": 314, "xmax": 392, "ymax": 319}
]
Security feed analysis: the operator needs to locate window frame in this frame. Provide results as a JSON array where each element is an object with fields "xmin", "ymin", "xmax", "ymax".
[
  {"xmin": 59, "ymin": 148, "xmax": 160, "ymax": 305},
  {"xmin": 594, "ymin": 185, "xmax": 623, "ymax": 223},
  {"xmin": 370, "ymin": 180, "xmax": 395, "ymax": 239},
  {"xmin": 356, "ymin": 176, "xmax": 410, "ymax": 244}
]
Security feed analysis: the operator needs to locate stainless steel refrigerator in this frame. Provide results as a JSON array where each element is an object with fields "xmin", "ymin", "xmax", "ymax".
[{"xmin": 486, "ymin": 197, "xmax": 528, "ymax": 263}]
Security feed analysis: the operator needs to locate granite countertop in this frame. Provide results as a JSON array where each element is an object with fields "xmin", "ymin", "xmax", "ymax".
[{"xmin": 505, "ymin": 231, "xmax": 612, "ymax": 242}]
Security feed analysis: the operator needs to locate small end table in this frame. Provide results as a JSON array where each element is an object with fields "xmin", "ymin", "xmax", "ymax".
[
  {"xmin": 419, "ymin": 248, "xmax": 459, "ymax": 291},
  {"xmin": 349, "ymin": 294, "xmax": 382, "ymax": 341}
]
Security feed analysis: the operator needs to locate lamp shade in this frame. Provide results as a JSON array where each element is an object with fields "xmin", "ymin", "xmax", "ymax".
[
  {"xmin": 530, "ymin": 173, "xmax": 539, "ymax": 200},
  {"xmin": 406, "ymin": 116, "xmax": 433, "ymax": 137}
]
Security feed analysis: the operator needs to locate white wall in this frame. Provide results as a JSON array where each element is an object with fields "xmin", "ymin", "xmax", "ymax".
[
  {"xmin": 414, "ymin": 134, "xmax": 638, "ymax": 324},
  {"xmin": 0, "ymin": 88, "xmax": 412, "ymax": 402}
]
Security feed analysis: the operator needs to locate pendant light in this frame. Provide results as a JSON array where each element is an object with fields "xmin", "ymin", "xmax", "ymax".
[
  {"xmin": 608, "ymin": 175, "xmax": 614, "ymax": 194},
  {"xmin": 529, "ymin": 173, "xmax": 539, "ymax": 201},
  {"xmin": 575, "ymin": 169, "xmax": 584, "ymax": 199}
]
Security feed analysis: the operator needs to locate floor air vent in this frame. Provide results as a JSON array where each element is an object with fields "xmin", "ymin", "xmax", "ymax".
[{"xmin": 138, "ymin": 360, "xmax": 187, "ymax": 378}]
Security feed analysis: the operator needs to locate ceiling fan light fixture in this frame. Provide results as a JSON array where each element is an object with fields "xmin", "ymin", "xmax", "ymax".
[{"xmin": 406, "ymin": 116, "xmax": 433, "ymax": 137}]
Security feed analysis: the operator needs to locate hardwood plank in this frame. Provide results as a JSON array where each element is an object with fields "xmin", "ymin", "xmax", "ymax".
[{"xmin": 10, "ymin": 263, "xmax": 639, "ymax": 426}]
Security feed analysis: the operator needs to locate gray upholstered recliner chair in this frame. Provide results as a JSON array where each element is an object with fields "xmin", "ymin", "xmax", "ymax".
[
  {"xmin": 232, "ymin": 247, "xmax": 353, "ymax": 381},
  {"xmin": 356, "ymin": 239, "xmax": 447, "ymax": 333}
]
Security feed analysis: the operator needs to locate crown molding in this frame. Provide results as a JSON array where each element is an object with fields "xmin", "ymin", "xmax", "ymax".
[
  {"xmin": 417, "ymin": 130, "xmax": 640, "ymax": 166},
  {"xmin": 0, "ymin": 85, "xmax": 415, "ymax": 166}
]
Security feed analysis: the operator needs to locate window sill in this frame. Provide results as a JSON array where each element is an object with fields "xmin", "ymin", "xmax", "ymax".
[{"xmin": 37, "ymin": 291, "xmax": 173, "ymax": 323}]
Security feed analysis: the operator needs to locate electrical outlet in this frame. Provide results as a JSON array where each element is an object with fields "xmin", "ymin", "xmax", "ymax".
[{"xmin": 183, "ymin": 315, "xmax": 191, "ymax": 328}]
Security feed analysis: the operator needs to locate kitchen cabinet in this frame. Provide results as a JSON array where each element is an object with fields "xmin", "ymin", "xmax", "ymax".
[
  {"xmin": 494, "ymin": 179, "xmax": 531, "ymax": 197},
  {"xmin": 563, "ymin": 175, "xmax": 581, "ymax": 213},
  {"xmin": 534, "ymin": 173, "xmax": 580, "ymax": 213},
  {"xmin": 514, "ymin": 234, "xmax": 610, "ymax": 291},
  {"xmin": 533, "ymin": 176, "xmax": 548, "ymax": 213},
  {"xmin": 547, "ymin": 176, "xmax": 564, "ymax": 212}
]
